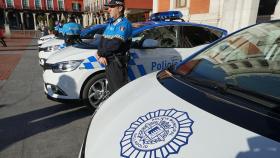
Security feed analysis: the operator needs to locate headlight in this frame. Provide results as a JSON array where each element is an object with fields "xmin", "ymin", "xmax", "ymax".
[
  {"xmin": 52, "ymin": 60, "xmax": 83, "ymax": 73},
  {"xmin": 46, "ymin": 45, "xmax": 60, "ymax": 52}
]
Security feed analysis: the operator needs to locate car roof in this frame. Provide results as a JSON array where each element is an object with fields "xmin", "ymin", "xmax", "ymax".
[
  {"xmin": 80, "ymin": 20, "xmax": 227, "ymax": 38},
  {"xmin": 132, "ymin": 20, "xmax": 227, "ymax": 36}
]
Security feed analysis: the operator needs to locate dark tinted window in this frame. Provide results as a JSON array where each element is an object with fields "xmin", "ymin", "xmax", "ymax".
[
  {"xmin": 177, "ymin": 26, "xmax": 222, "ymax": 47},
  {"xmin": 132, "ymin": 26, "xmax": 177, "ymax": 48},
  {"xmin": 132, "ymin": 25, "xmax": 223, "ymax": 48}
]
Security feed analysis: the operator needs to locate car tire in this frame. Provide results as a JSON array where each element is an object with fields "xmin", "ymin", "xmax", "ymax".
[{"xmin": 82, "ymin": 73, "xmax": 109, "ymax": 110}]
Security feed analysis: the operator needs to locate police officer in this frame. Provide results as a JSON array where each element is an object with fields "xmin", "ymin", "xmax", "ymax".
[
  {"xmin": 62, "ymin": 16, "xmax": 82, "ymax": 45},
  {"xmin": 54, "ymin": 21, "xmax": 64, "ymax": 37},
  {"xmin": 97, "ymin": 0, "xmax": 132, "ymax": 95}
]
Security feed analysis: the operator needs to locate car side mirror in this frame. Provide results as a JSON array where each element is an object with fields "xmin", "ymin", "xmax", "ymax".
[
  {"xmin": 142, "ymin": 39, "xmax": 159, "ymax": 48},
  {"xmin": 94, "ymin": 34, "xmax": 102, "ymax": 39}
]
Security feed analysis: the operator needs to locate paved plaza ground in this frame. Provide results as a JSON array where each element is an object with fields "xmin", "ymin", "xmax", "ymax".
[{"xmin": 0, "ymin": 32, "xmax": 91, "ymax": 158}]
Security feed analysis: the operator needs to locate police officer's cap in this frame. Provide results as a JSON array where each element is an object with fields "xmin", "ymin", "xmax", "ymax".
[{"xmin": 104, "ymin": 0, "xmax": 124, "ymax": 6}]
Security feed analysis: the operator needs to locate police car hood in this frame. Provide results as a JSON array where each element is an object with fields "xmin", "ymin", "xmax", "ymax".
[
  {"xmin": 84, "ymin": 72, "xmax": 279, "ymax": 158},
  {"xmin": 40, "ymin": 38, "xmax": 64, "ymax": 48},
  {"xmin": 46, "ymin": 46, "xmax": 97, "ymax": 64},
  {"xmin": 39, "ymin": 34, "xmax": 55, "ymax": 40}
]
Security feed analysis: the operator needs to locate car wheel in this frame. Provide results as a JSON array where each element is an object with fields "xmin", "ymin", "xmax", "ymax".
[{"xmin": 82, "ymin": 73, "xmax": 109, "ymax": 110}]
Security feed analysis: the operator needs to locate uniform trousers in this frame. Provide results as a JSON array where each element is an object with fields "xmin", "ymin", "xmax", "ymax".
[{"xmin": 105, "ymin": 59, "xmax": 128, "ymax": 95}]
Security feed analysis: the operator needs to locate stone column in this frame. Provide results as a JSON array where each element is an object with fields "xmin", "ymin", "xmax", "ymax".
[
  {"xmin": 33, "ymin": 13, "xmax": 37, "ymax": 30},
  {"xmin": 153, "ymin": 0, "xmax": 159, "ymax": 13},
  {"xmin": 100, "ymin": 16, "xmax": 104, "ymax": 24},
  {"xmin": 219, "ymin": 0, "xmax": 260, "ymax": 33},
  {"xmin": 20, "ymin": 12, "xmax": 25, "ymax": 29},
  {"xmin": 77, "ymin": 17, "xmax": 81, "ymax": 24},
  {"xmin": 57, "ymin": 14, "xmax": 60, "ymax": 21},
  {"xmin": 4, "ymin": 11, "xmax": 9, "ymax": 24},
  {"xmin": 89, "ymin": 13, "xmax": 93, "ymax": 25},
  {"xmin": 96, "ymin": 17, "xmax": 99, "ymax": 24},
  {"xmin": 46, "ymin": 13, "xmax": 50, "ymax": 26},
  {"xmin": 85, "ymin": 14, "xmax": 89, "ymax": 27},
  {"xmin": 272, "ymin": 1, "xmax": 280, "ymax": 20}
]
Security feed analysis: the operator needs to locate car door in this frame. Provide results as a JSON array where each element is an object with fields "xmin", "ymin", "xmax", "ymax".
[{"xmin": 128, "ymin": 25, "xmax": 181, "ymax": 80}]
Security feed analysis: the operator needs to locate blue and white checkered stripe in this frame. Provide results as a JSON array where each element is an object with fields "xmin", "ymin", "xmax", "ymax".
[
  {"xmin": 128, "ymin": 52, "xmax": 147, "ymax": 81},
  {"xmin": 82, "ymin": 56, "xmax": 105, "ymax": 69},
  {"xmin": 82, "ymin": 53, "xmax": 148, "ymax": 81}
]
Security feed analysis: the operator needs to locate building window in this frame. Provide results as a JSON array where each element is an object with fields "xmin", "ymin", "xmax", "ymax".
[
  {"xmin": 72, "ymin": 2, "xmax": 81, "ymax": 11},
  {"xmin": 22, "ymin": 0, "xmax": 29, "ymax": 9},
  {"xmin": 6, "ymin": 0, "xmax": 14, "ymax": 8},
  {"xmin": 58, "ymin": 0, "xmax": 64, "ymax": 10},
  {"xmin": 35, "ymin": 0, "xmax": 41, "ymax": 9},
  {"xmin": 176, "ymin": 0, "xmax": 186, "ymax": 8},
  {"xmin": 47, "ymin": 0, "xmax": 53, "ymax": 10}
]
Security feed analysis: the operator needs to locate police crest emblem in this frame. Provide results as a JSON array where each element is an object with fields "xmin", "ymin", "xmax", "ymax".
[{"xmin": 120, "ymin": 109, "xmax": 194, "ymax": 158}]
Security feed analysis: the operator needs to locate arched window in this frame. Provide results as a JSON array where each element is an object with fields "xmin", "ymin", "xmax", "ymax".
[
  {"xmin": 58, "ymin": 0, "xmax": 64, "ymax": 10},
  {"xmin": 47, "ymin": 0, "xmax": 53, "ymax": 10},
  {"xmin": 22, "ymin": 0, "xmax": 29, "ymax": 9},
  {"xmin": 6, "ymin": 0, "xmax": 14, "ymax": 8},
  {"xmin": 35, "ymin": 0, "xmax": 41, "ymax": 9}
]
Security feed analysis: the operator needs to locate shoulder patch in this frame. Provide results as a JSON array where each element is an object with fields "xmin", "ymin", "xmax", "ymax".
[
  {"xmin": 120, "ymin": 26, "xmax": 125, "ymax": 32},
  {"xmin": 120, "ymin": 108, "xmax": 194, "ymax": 158}
]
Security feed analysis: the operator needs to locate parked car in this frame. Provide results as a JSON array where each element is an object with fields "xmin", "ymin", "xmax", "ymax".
[
  {"xmin": 79, "ymin": 20, "xmax": 280, "ymax": 158},
  {"xmin": 43, "ymin": 11, "xmax": 227, "ymax": 109},
  {"xmin": 38, "ymin": 34, "xmax": 56, "ymax": 46},
  {"xmin": 38, "ymin": 24, "xmax": 106, "ymax": 66}
]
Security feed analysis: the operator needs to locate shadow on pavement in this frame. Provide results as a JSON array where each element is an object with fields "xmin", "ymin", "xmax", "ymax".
[
  {"xmin": 5, "ymin": 45, "xmax": 39, "ymax": 47},
  {"xmin": 0, "ymin": 103, "xmax": 93, "ymax": 151},
  {"xmin": 0, "ymin": 48, "xmax": 38, "ymax": 51}
]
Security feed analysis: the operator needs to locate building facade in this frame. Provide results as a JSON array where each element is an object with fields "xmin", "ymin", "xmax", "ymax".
[
  {"xmin": 153, "ymin": 0, "xmax": 280, "ymax": 32},
  {"xmin": 0, "ymin": 0, "xmax": 84, "ymax": 30},
  {"xmin": 82, "ymin": 0, "xmax": 153, "ymax": 27}
]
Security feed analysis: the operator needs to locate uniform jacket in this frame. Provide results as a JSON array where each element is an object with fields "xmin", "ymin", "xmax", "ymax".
[{"xmin": 98, "ymin": 16, "xmax": 132, "ymax": 57}]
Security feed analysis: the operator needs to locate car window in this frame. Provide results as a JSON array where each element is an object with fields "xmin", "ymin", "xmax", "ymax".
[
  {"xmin": 132, "ymin": 26, "xmax": 177, "ymax": 48},
  {"xmin": 177, "ymin": 26, "xmax": 222, "ymax": 48}
]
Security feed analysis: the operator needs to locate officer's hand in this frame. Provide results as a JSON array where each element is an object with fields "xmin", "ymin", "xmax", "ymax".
[{"xmin": 98, "ymin": 57, "xmax": 107, "ymax": 66}]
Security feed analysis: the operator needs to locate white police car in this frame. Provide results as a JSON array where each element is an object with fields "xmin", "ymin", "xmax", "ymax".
[
  {"xmin": 38, "ymin": 24, "xmax": 106, "ymax": 66},
  {"xmin": 43, "ymin": 11, "xmax": 227, "ymax": 109},
  {"xmin": 79, "ymin": 20, "xmax": 280, "ymax": 158},
  {"xmin": 38, "ymin": 34, "xmax": 56, "ymax": 46}
]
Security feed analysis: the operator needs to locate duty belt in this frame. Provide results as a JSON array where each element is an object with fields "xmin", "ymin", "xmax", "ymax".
[{"xmin": 107, "ymin": 54, "xmax": 127, "ymax": 68}]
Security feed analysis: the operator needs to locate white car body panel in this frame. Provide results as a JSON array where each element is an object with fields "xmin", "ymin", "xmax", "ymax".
[
  {"xmin": 39, "ymin": 38, "xmax": 64, "ymax": 49},
  {"xmin": 43, "ymin": 44, "xmax": 207, "ymax": 99},
  {"xmin": 38, "ymin": 39, "xmax": 65, "ymax": 65},
  {"xmin": 83, "ymin": 72, "xmax": 280, "ymax": 158},
  {"xmin": 38, "ymin": 34, "xmax": 56, "ymax": 45}
]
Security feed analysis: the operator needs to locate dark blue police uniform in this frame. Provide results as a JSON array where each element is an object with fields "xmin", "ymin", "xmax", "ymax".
[{"xmin": 98, "ymin": 16, "xmax": 132, "ymax": 94}]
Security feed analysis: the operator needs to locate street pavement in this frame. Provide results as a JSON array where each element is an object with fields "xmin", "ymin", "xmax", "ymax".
[{"xmin": 0, "ymin": 35, "xmax": 92, "ymax": 158}]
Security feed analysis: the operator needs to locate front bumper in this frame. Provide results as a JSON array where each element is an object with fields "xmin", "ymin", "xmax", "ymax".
[{"xmin": 43, "ymin": 69, "xmax": 82, "ymax": 100}]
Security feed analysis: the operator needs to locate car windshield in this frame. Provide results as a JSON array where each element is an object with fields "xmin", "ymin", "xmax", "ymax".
[
  {"xmin": 73, "ymin": 37, "xmax": 101, "ymax": 49},
  {"xmin": 172, "ymin": 21, "xmax": 280, "ymax": 112}
]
